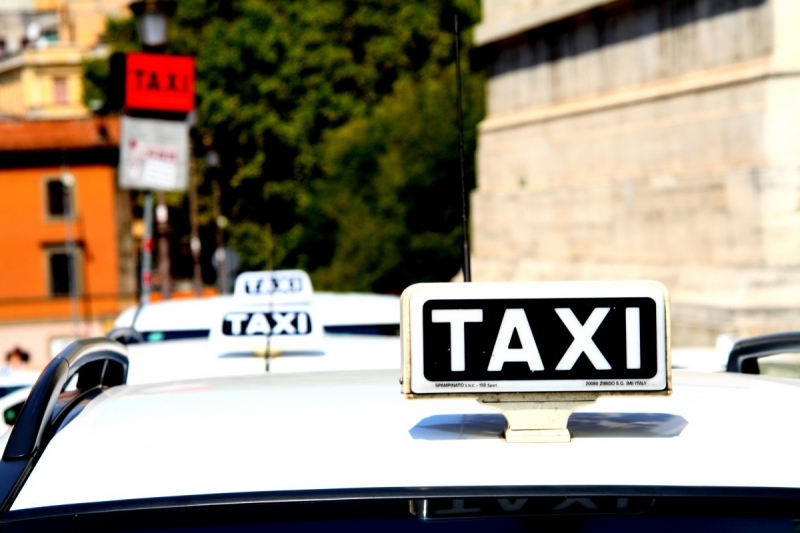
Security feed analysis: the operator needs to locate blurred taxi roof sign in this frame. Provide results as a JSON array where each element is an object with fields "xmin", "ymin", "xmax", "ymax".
[{"xmin": 233, "ymin": 270, "xmax": 313, "ymax": 305}]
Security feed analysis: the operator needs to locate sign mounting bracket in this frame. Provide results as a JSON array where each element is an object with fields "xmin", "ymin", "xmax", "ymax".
[{"xmin": 478, "ymin": 394, "xmax": 598, "ymax": 443}]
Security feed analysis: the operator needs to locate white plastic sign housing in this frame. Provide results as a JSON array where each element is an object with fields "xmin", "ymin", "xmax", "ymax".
[
  {"xmin": 401, "ymin": 281, "xmax": 670, "ymax": 397},
  {"xmin": 233, "ymin": 270, "xmax": 313, "ymax": 305},
  {"xmin": 210, "ymin": 270, "xmax": 322, "ymax": 356}
]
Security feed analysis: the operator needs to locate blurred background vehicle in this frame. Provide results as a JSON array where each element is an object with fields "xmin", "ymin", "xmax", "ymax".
[{"xmin": 107, "ymin": 270, "xmax": 401, "ymax": 383}]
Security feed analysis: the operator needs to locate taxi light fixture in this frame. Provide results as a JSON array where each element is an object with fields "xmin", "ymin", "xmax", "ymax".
[{"xmin": 400, "ymin": 281, "xmax": 671, "ymax": 443}]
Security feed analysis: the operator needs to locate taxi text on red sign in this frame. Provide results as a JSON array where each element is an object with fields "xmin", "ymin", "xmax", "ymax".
[{"xmin": 124, "ymin": 53, "xmax": 195, "ymax": 113}]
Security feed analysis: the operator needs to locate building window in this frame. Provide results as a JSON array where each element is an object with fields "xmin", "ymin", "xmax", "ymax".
[
  {"xmin": 45, "ymin": 177, "xmax": 74, "ymax": 218},
  {"xmin": 44, "ymin": 245, "xmax": 82, "ymax": 297},
  {"xmin": 54, "ymin": 77, "xmax": 67, "ymax": 105}
]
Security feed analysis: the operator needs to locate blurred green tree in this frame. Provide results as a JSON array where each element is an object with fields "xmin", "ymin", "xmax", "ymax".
[{"xmin": 85, "ymin": 0, "xmax": 483, "ymax": 293}]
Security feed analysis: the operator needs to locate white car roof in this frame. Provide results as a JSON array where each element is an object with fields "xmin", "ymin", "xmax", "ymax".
[
  {"xmin": 10, "ymin": 368, "xmax": 800, "ymax": 510},
  {"xmin": 123, "ymin": 334, "xmax": 401, "ymax": 384}
]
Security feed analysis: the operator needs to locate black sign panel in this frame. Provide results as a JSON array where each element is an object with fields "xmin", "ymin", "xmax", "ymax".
[
  {"xmin": 422, "ymin": 297, "xmax": 656, "ymax": 382},
  {"xmin": 222, "ymin": 311, "xmax": 313, "ymax": 336}
]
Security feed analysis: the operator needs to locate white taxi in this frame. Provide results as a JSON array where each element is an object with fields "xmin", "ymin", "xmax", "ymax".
[
  {"xmin": 110, "ymin": 270, "xmax": 401, "ymax": 383},
  {"xmin": 0, "ymin": 281, "xmax": 797, "ymax": 531}
]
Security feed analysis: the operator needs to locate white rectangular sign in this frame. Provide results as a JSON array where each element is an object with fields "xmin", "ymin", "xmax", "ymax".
[
  {"xmin": 119, "ymin": 115, "xmax": 189, "ymax": 191},
  {"xmin": 233, "ymin": 270, "xmax": 313, "ymax": 305},
  {"xmin": 401, "ymin": 281, "xmax": 670, "ymax": 396}
]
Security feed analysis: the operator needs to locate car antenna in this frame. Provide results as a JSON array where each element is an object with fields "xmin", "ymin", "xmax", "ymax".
[
  {"xmin": 265, "ymin": 225, "xmax": 274, "ymax": 371},
  {"xmin": 455, "ymin": 13, "xmax": 472, "ymax": 282}
]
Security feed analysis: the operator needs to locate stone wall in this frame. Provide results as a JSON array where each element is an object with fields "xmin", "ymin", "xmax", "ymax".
[{"xmin": 473, "ymin": 0, "xmax": 800, "ymax": 346}]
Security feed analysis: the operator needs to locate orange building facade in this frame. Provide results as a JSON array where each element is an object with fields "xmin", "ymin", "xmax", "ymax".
[{"xmin": 0, "ymin": 117, "xmax": 136, "ymax": 368}]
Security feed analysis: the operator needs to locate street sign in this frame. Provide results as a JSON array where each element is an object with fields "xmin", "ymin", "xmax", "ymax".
[
  {"xmin": 401, "ymin": 281, "xmax": 670, "ymax": 396},
  {"xmin": 119, "ymin": 115, "xmax": 189, "ymax": 191},
  {"xmin": 124, "ymin": 53, "xmax": 195, "ymax": 113}
]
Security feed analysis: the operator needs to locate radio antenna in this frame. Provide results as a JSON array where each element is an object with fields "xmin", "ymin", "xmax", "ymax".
[{"xmin": 454, "ymin": 14, "xmax": 472, "ymax": 282}]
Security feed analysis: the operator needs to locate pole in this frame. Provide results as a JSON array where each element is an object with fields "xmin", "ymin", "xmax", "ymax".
[
  {"xmin": 61, "ymin": 168, "xmax": 81, "ymax": 334},
  {"xmin": 455, "ymin": 14, "xmax": 472, "ymax": 282},
  {"xmin": 213, "ymin": 178, "xmax": 227, "ymax": 294},
  {"xmin": 156, "ymin": 190, "xmax": 171, "ymax": 299},
  {"xmin": 188, "ymin": 164, "xmax": 203, "ymax": 297},
  {"xmin": 141, "ymin": 191, "xmax": 154, "ymax": 305}
]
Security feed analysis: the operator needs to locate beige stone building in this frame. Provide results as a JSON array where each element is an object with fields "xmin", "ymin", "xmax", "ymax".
[
  {"xmin": 0, "ymin": 44, "xmax": 87, "ymax": 119},
  {"xmin": 0, "ymin": 0, "xmax": 127, "ymax": 119},
  {"xmin": 472, "ymin": 0, "xmax": 800, "ymax": 345}
]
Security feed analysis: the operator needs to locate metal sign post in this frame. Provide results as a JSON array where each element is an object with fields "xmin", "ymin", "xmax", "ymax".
[{"xmin": 140, "ymin": 191, "xmax": 154, "ymax": 305}]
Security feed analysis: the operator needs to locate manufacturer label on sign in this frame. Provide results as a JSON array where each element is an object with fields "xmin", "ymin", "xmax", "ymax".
[{"xmin": 401, "ymin": 282, "xmax": 669, "ymax": 395}]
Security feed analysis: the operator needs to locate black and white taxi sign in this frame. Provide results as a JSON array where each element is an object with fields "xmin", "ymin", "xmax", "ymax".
[
  {"xmin": 209, "ymin": 269, "xmax": 323, "ymax": 355},
  {"xmin": 401, "ymin": 281, "xmax": 669, "ymax": 395},
  {"xmin": 233, "ymin": 270, "xmax": 313, "ymax": 304}
]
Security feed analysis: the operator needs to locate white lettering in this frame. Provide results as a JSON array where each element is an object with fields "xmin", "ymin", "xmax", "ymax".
[
  {"xmin": 555, "ymin": 308, "xmax": 612, "ymax": 370},
  {"xmin": 272, "ymin": 312, "xmax": 297, "ymax": 334},
  {"xmin": 245, "ymin": 313, "xmax": 271, "ymax": 335},
  {"xmin": 275, "ymin": 277, "xmax": 292, "ymax": 292},
  {"xmin": 432, "ymin": 309, "xmax": 483, "ymax": 371},
  {"xmin": 487, "ymin": 309, "xmax": 544, "ymax": 372},
  {"xmin": 226, "ymin": 313, "xmax": 249, "ymax": 335},
  {"xmin": 626, "ymin": 308, "xmax": 641, "ymax": 369}
]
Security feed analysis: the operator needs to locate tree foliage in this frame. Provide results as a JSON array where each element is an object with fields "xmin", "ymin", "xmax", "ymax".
[{"xmin": 86, "ymin": 0, "xmax": 484, "ymax": 292}]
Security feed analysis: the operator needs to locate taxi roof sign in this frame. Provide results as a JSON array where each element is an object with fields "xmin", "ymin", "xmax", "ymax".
[
  {"xmin": 233, "ymin": 270, "xmax": 313, "ymax": 304},
  {"xmin": 401, "ymin": 281, "xmax": 670, "ymax": 398},
  {"xmin": 211, "ymin": 270, "xmax": 322, "ymax": 356}
]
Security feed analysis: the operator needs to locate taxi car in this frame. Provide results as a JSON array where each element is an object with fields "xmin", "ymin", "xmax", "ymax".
[
  {"xmin": 110, "ymin": 272, "xmax": 400, "ymax": 344},
  {"xmin": 110, "ymin": 270, "xmax": 402, "ymax": 383},
  {"xmin": 0, "ymin": 281, "xmax": 797, "ymax": 531}
]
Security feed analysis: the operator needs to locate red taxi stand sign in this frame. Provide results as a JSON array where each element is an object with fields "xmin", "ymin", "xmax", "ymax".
[
  {"xmin": 124, "ymin": 52, "xmax": 195, "ymax": 113},
  {"xmin": 401, "ymin": 281, "xmax": 670, "ymax": 397}
]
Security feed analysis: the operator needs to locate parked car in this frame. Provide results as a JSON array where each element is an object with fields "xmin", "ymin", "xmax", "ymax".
[
  {"xmin": 109, "ymin": 270, "xmax": 401, "ymax": 383},
  {"xmin": 0, "ymin": 387, "xmax": 31, "ymax": 434},
  {"xmin": 0, "ymin": 281, "xmax": 798, "ymax": 531},
  {"xmin": 0, "ymin": 337, "xmax": 798, "ymax": 531}
]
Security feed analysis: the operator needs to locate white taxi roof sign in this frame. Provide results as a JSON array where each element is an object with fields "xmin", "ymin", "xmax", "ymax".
[
  {"xmin": 233, "ymin": 270, "xmax": 313, "ymax": 304},
  {"xmin": 401, "ymin": 281, "xmax": 670, "ymax": 398},
  {"xmin": 208, "ymin": 304, "xmax": 324, "ymax": 356}
]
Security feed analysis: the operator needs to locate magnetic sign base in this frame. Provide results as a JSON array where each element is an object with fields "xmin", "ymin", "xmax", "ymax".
[{"xmin": 478, "ymin": 396, "xmax": 598, "ymax": 443}]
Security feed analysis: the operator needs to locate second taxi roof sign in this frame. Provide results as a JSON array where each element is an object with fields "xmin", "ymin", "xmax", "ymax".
[{"xmin": 401, "ymin": 281, "xmax": 670, "ymax": 397}]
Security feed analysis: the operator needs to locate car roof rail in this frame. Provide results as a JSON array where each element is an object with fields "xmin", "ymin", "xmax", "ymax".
[
  {"xmin": 0, "ymin": 338, "xmax": 128, "ymax": 513},
  {"xmin": 726, "ymin": 331, "xmax": 800, "ymax": 374}
]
